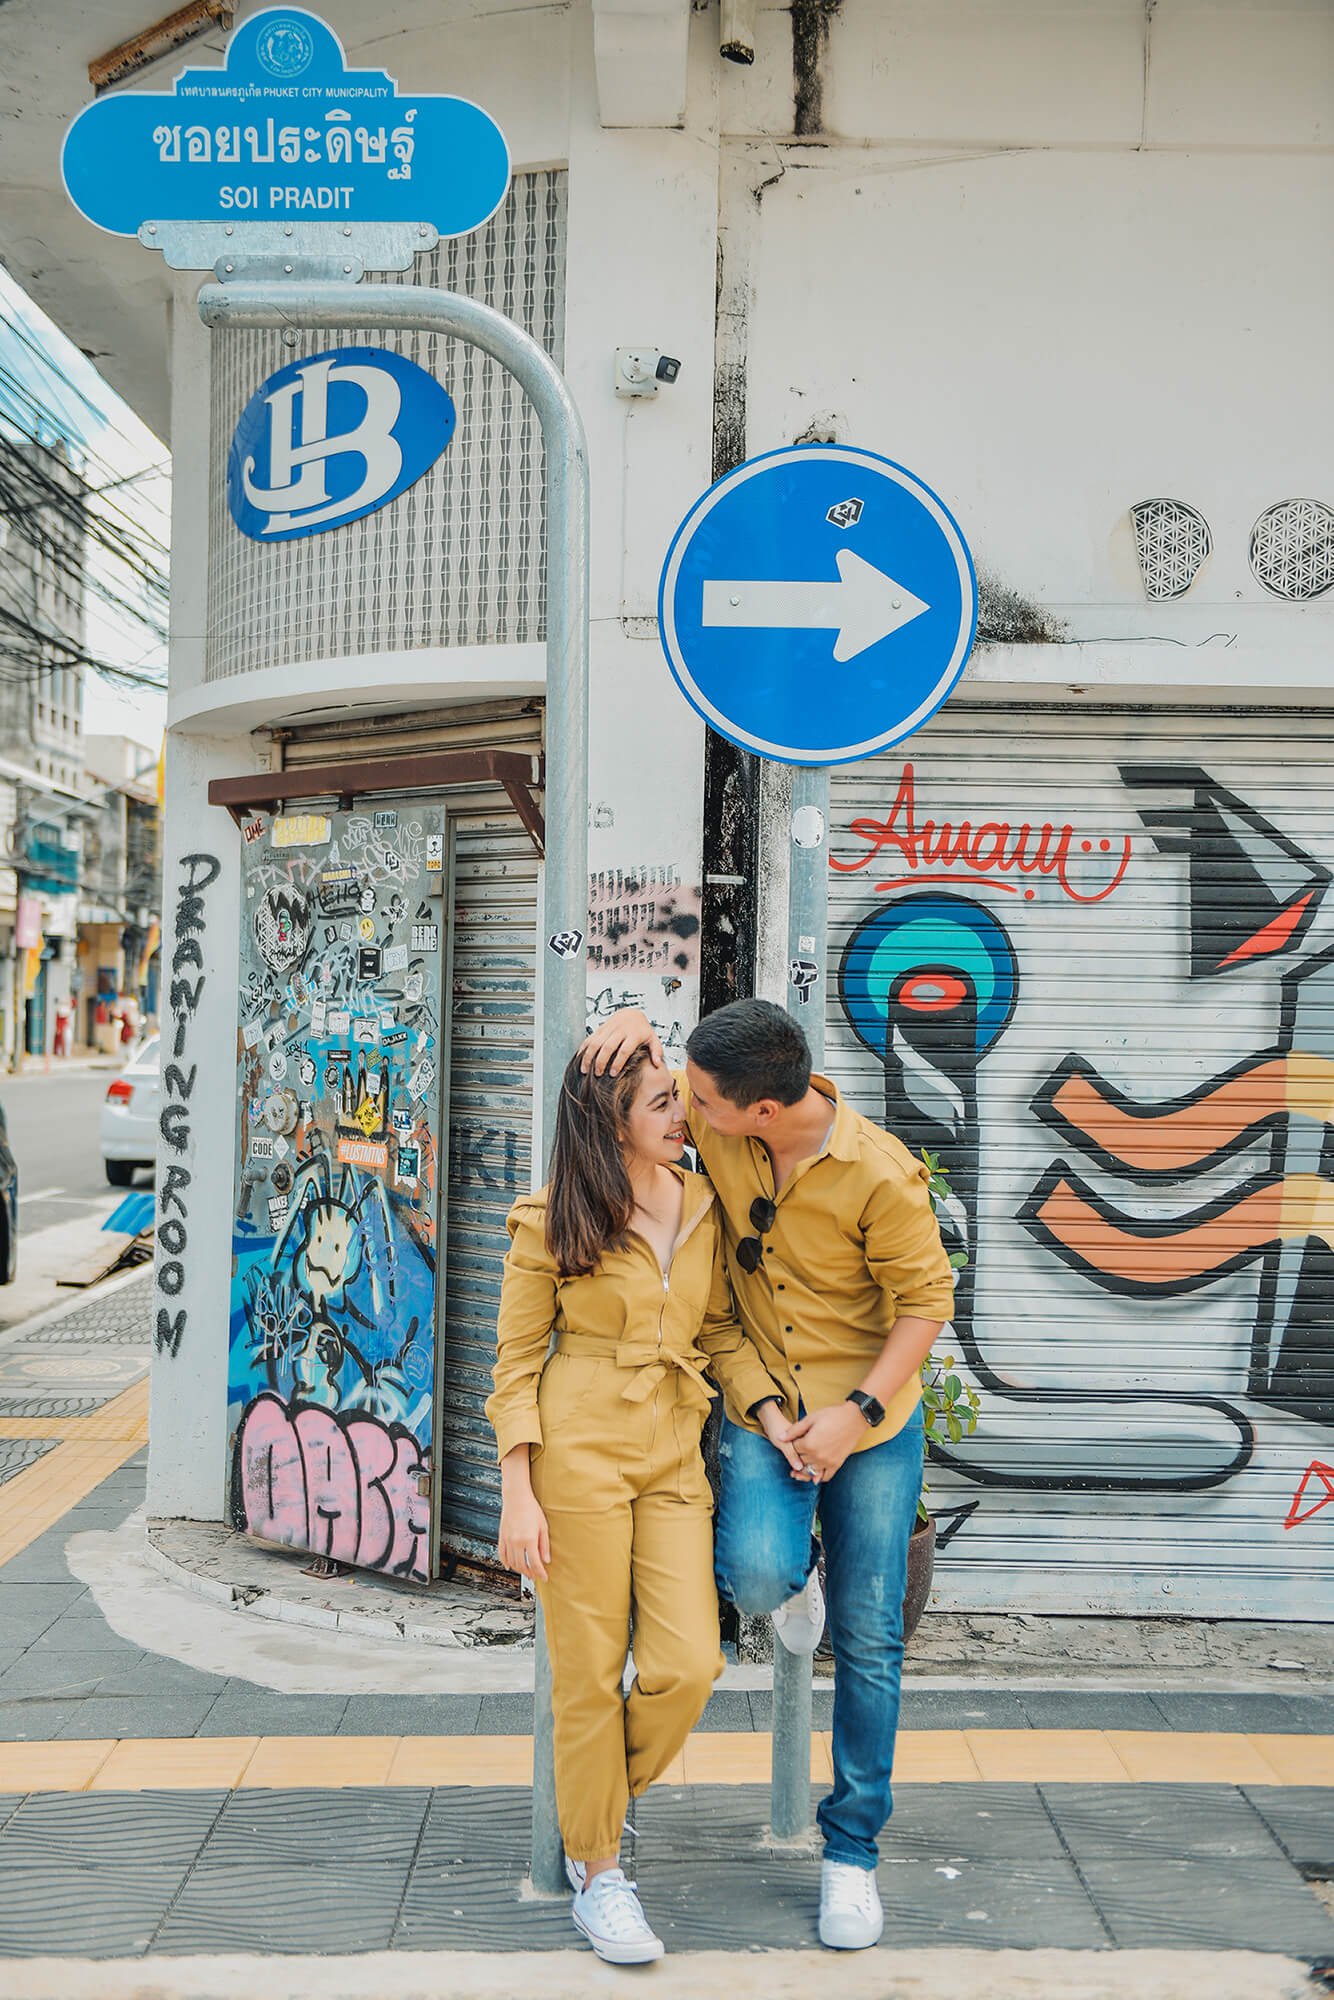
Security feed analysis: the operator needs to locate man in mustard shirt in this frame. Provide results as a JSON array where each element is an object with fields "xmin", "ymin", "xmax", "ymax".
[{"xmin": 583, "ymin": 997, "xmax": 953, "ymax": 1951}]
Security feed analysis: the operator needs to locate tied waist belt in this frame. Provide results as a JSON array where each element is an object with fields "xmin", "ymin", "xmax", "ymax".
[{"xmin": 554, "ymin": 1330, "xmax": 717, "ymax": 1414}]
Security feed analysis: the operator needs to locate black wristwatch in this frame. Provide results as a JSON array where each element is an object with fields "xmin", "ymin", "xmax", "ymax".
[{"xmin": 847, "ymin": 1389, "xmax": 885, "ymax": 1428}]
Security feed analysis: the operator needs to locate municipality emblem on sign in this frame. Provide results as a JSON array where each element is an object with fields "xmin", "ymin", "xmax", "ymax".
[
  {"xmin": 227, "ymin": 346, "xmax": 456, "ymax": 541},
  {"xmin": 254, "ymin": 15, "xmax": 316, "ymax": 76}
]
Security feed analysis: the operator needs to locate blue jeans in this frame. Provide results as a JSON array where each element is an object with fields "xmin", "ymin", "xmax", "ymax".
[{"xmin": 714, "ymin": 1404, "xmax": 923, "ymax": 1869}]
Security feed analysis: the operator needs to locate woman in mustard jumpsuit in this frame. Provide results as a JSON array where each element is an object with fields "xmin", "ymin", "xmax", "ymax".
[{"xmin": 486, "ymin": 1046, "xmax": 784, "ymax": 1964}]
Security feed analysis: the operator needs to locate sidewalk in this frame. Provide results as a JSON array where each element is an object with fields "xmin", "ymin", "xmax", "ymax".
[
  {"xmin": 6, "ymin": 1053, "xmax": 122, "ymax": 1077},
  {"xmin": 0, "ymin": 1273, "xmax": 1330, "ymax": 1991}
]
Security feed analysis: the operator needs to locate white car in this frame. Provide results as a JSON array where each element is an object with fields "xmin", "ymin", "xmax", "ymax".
[{"xmin": 100, "ymin": 1034, "xmax": 160, "ymax": 1187}]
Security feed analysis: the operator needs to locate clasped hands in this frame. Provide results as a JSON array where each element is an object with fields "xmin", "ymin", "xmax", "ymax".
[{"xmin": 755, "ymin": 1396, "xmax": 866, "ymax": 1484}]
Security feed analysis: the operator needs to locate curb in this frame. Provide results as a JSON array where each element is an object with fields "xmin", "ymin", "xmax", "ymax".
[{"xmin": 142, "ymin": 1521, "xmax": 529, "ymax": 1652}]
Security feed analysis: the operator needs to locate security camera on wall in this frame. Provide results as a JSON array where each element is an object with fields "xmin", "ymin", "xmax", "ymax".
[
  {"xmin": 614, "ymin": 349, "xmax": 683, "ymax": 399},
  {"xmin": 720, "ymin": 0, "xmax": 756, "ymax": 65}
]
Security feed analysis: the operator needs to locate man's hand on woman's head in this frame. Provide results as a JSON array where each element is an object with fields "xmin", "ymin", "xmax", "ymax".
[{"xmin": 579, "ymin": 1007, "xmax": 666, "ymax": 1077}]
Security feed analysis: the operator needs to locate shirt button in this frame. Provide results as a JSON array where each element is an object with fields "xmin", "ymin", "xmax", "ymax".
[
  {"xmin": 793, "ymin": 1361, "xmax": 802, "ymax": 1371},
  {"xmin": 785, "ymin": 1325, "xmax": 792, "ymax": 1332}
]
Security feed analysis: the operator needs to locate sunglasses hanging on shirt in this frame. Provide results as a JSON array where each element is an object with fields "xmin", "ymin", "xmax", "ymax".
[{"xmin": 735, "ymin": 1195, "xmax": 777, "ymax": 1275}]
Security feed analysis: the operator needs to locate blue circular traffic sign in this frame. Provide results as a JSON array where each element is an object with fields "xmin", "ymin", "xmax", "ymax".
[{"xmin": 658, "ymin": 445, "xmax": 976, "ymax": 766}]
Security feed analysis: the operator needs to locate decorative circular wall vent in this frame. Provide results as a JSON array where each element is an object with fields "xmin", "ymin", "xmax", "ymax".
[
  {"xmin": 1249, "ymin": 499, "xmax": 1334, "ymax": 600},
  {"xmin": 1130, "ymin": 498, "xmax": 1212, "ymax": 600}
]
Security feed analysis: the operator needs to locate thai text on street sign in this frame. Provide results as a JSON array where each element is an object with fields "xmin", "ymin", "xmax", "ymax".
[
  {"xmin": 61, "ymin": 7, "xmax": 510, "ymax": 239},
  {"xmin": 658, "ymin": 445, "xmax": 977, "ymax": 766}
]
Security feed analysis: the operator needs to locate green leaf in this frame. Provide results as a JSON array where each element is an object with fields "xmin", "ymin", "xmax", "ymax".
[
  {"xmin": 944, "ymin": 1375, "xmax": 962, "ymax": 1401},
  {"xmin": 948, "ymin": 1251, "xmax": 969, "ymax": 1268},
  {"xmin": 946, "ymin": 1411, "xmax": 963, "ymax": 1444}
]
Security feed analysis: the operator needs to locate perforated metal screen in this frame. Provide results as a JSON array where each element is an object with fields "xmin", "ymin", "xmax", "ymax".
[{"xmin": 206, "ymin": 169, "xmax": 567, "ymax": 680}]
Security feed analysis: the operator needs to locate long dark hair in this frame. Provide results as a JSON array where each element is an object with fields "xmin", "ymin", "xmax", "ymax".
[{"xmin": 545, "ymin": 1045, "xmax": 654, "ymax": 1277}]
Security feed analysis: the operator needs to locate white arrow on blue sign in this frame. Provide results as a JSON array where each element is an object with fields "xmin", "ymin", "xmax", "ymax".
[{"xmin": 658, "ymin": 445, "xmax": 977, "ymax": 766}]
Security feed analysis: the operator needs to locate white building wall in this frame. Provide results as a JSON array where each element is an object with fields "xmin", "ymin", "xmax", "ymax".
[{"xmin": 140, "ymin": 0, "xmax": 1333, "ymax": 1609}]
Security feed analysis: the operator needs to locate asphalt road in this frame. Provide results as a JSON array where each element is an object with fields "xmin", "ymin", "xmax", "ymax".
[{"xmin": 0, "ymin": 1064, "xmax": 144, "ymax": 1331}]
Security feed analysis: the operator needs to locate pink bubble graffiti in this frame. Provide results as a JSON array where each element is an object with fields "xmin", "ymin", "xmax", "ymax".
[{"xmin": 235, "ymin": 1391, "xmax": 430, "ymax": 1582}]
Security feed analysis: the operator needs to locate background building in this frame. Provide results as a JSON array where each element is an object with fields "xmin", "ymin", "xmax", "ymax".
[
  {"xmin": 1, "ymin": 0, "xmax": 1329, "ymax": 1619},
  {"xmin": 78, "ymin": 733, "xmax": 163, "ymax": 1049}
]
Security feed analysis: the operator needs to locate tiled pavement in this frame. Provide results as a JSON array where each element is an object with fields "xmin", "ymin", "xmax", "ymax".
[
  {"xmin": 4, "ymin": 1480, "xmax": 1334, "ymax": 1742},
  {"xmin": 0, "ymin": 1446, "xmax": 1330, "ymax": 1961},
  {"xmin": 0, "ymin": 1778, "xmax": 1329, "ymax": 1957},
  {"xmin": 0, "ymin": 1279, "xmax": 1331, "ymax": 1963}
]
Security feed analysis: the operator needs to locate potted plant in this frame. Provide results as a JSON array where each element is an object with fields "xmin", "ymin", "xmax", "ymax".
[{"xmin": 902, "ymin": 1150, "xmax": 980, "ymax": 1640}]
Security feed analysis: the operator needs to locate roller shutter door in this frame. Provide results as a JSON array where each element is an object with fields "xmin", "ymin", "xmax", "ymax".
[
  {"xmin": 825, "ymin": 707, "xmax": 1334, "ymax": 1620},
  {"xmin": 439, "ymin": 816, "xmax": 539, "ymax": 1561},
  {"xmin": 274, "ymin": 702, "xmax": 540, "ymax": 1567}
]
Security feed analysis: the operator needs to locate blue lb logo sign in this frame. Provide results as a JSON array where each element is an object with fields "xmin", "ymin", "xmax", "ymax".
[{"xmin": 227, "ymin": 346, "xmax": 455, "ymax": 542}]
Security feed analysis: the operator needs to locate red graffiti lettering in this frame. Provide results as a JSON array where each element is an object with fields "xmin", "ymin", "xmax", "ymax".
[
  {"xmin": 1285, "ymin": 1460, "xmax": 1334, "ymax": 1530},
  {"xmin": 830, "ymin": 762, "xmax": 1131, "ymax": 904},
  {"xmin": 235, "ymin": 1391, "xmax": 429, "ymax": 1581}
]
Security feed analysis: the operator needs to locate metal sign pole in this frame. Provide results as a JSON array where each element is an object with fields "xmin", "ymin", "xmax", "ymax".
[
  {"xmin": 196, "ymin": 278, "xmax": 586, "ymax": 1895},
  {"xmin": 772, "ymin": 759, "xmax": 829, "ymax": 1840}
]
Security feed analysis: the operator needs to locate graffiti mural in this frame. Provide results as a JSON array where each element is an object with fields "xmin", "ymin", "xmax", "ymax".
[
  {"xmin": 228, "ymin": 802, "xmax": 446, "ymax": 1582},
  {"xmin": 830, "ymin": 731, "xmax": 1334, "ymax": 1616}
]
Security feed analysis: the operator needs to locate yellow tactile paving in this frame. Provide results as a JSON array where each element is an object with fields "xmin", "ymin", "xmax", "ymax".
[
  {"xmin": 679, "ymin": 1732, "xmax": 832, "ymax": 1784},
  {"xmin": 0, "ymin": 1418, "xmax": 83, "ymax": 1439},
  {"xmin": 0, "ymin": 1741, "xmax": 116, "ymax": 1792},
  {"xmin": 386, "ymin": 1735, "xmax": 534, "ymax": 1786},
  {"xmin": 0, "ymin": 1374, "xmax": 149, "ymax": 1565},
  {"xmin": 0, "ymin": 1732, "xmax": 1330, "ymax": 1797},
  {"xmin": 0, "ymin": 1435, "xmax": 146, "ymax": 1568},
  {"xmin": 1105, "ymin": 1730, "xmax": 1284, "ymax": 1784},
  {"xmin": 240, "ymin": 1734, "xmax": 400, "ymax": 1789},
  {"xmin": 92, "ymin": 1736, "xmax": 261, "ymax": 1792},
  {"xmin": 75, "ymin": 1375, "xmax": 150, "ymax": 1441},
  {"xmin": 1247, "ymin": 1733, "xmax": 1334, "ymax": 1785},
  {"xmin": 0, "ymin": 1377, "xmax": 148, "ymax": 1445},
  {"xmin": 893, "ymin": 1729, "xmax": 982, "ymax": 1782},
  {"xmin": 966, "ymin": 1728, "xmax": 1131, "ymax": 1783}
]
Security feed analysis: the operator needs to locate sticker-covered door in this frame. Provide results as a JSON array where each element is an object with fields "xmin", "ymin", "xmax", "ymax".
[{"xmin": 227, "ymin": 802, "xmax": 447, "ymax": 1582}]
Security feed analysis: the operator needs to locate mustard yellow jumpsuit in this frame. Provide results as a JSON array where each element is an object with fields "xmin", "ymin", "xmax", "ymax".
[{"xmin": 486, "ymin": 1166, "xmax": 781, "ymax": 1864}]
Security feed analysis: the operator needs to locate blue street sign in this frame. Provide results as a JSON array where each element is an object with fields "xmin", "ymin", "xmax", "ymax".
[
  {"xmin": 61, "ymin": 8, "xmax": 510, "ymax": 239},
  {"xmin": 658, "ymin": 445, "xmax": 977, "ymax": 766},
  {"xmin": 227, "ymin": 347, "xmax": 456, "ymax": 541}
]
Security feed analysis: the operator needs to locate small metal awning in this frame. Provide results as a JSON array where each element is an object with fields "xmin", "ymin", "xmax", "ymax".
[{"xmin": 207, "ymin": 747, "xmax": 546, "ymax": 856}]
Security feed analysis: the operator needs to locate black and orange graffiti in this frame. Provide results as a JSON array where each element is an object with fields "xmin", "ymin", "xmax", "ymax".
[{"xmin": 839, "ymin": 760, "xmax": 1334, "ymax": 1501}]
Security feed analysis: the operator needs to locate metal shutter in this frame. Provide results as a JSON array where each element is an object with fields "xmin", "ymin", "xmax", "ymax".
[
  {"xmin": 439, "ymin": 815, "xmax": 539, "ymax": 1561},
  {"xmin": 274, "ymin": 701, "xmax": 540, "ymax": 1566},
  {"xmin": 826, "ymin": 706, "xmax": 1334, "ymax": 1621}
]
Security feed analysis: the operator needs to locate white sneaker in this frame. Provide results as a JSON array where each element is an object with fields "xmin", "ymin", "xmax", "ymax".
[
  {"xmin": 771, "ymin": 1568, "xmax": 826, "ymax": 1655},
  {"xmin": 819, "ymin": 1857, "xmax": 884, "ymax": 1950},
  {"xmin": 571, "ymin": 1867, "xmax": 665, "ymax": 1964}
]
